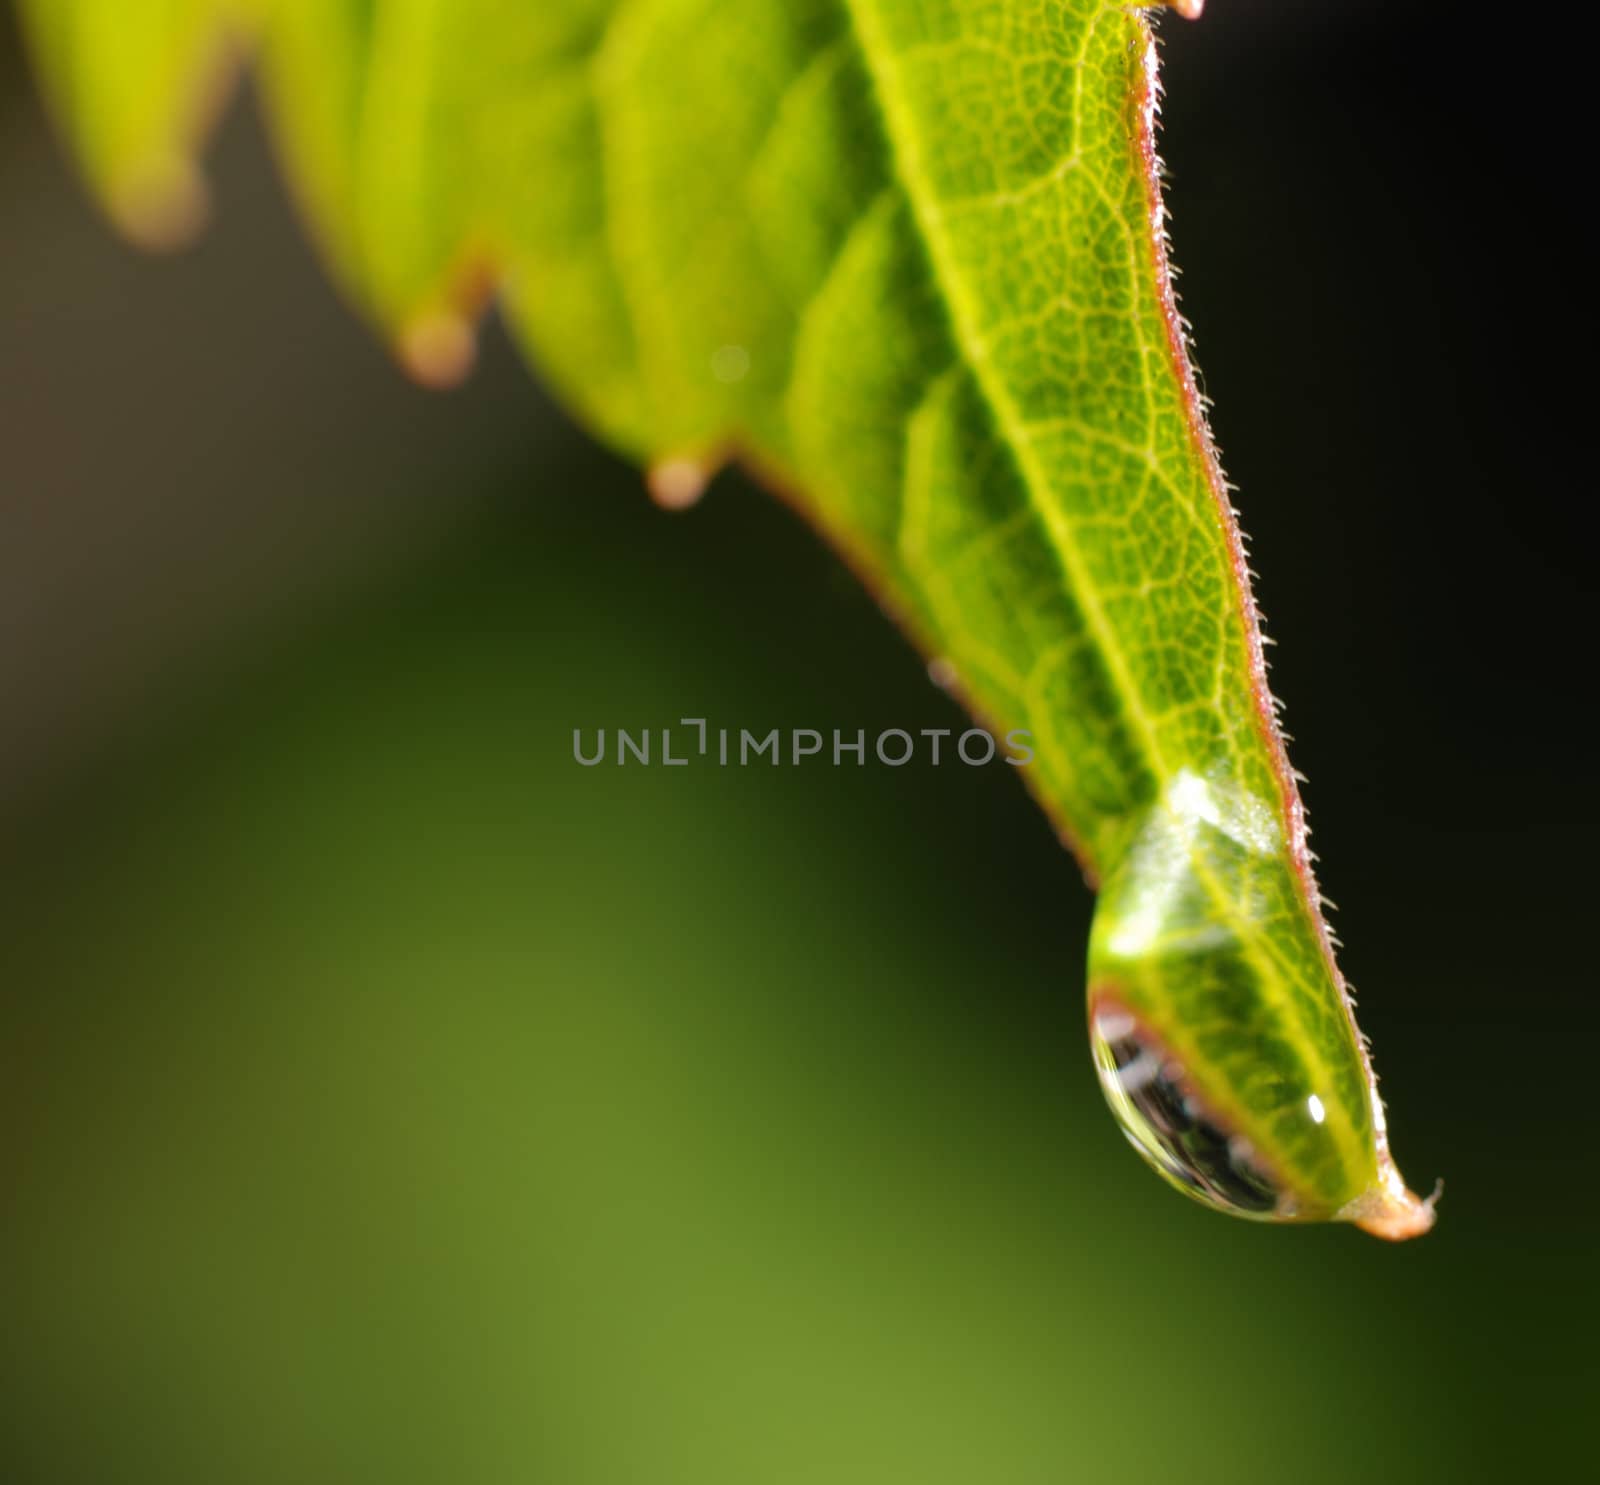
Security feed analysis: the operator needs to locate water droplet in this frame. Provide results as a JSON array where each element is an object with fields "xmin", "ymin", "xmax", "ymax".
[
  {"xmin": 1090, "ymin": 1001, "xmax": 1283, "ymax": 1218},
  {"xmin": 710, "ymin": 344, "xmax": 751, "ymax": 383},
  {"xmin": 927, "ymin": 656, "xmax": 959, "ymax": 692}
]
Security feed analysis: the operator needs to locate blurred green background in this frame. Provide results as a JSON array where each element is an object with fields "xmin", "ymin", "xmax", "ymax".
[{"xmin": 1, "ymin": 5, "xmax": 1590, "ymax": 1482}]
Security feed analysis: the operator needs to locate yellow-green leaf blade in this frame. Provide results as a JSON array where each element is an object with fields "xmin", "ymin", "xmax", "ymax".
[{"xmin": 17, "ymin": 0, "xmax": 247, "ymax": 245}]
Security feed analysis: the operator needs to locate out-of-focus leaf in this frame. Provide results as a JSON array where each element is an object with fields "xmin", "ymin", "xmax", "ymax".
[{"xmin": 16, "ymin": 0, "xmax": 249, "ymax": 245}]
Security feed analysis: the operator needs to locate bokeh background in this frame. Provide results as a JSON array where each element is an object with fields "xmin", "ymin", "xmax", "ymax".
[{"xmin": 2, "ymin": 3, "xmax": 1590, "ymax": 1481}]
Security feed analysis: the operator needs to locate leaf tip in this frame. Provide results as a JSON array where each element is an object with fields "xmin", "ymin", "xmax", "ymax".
[
  {"xmin": 647, "ymin": 456, "xmax": 716, "ymax": 512},
  {"xmin": 397, "ymin": 311, "xmax": 479, "ymax": 390},
  {"xmin": 109, "ymin": 156, "xmax": 211, "ymax": 251},
  {"xmin": 1345, "ymin": 1171, "xmax": 1441, "ymax": 1242}
]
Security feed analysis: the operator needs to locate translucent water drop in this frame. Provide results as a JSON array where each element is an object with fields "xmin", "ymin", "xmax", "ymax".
[
  {"xmin": 1090, "ymin": 1002, "xmax": 1284, "ymax": 1219},
  {"xmin": 710, "ymin": 344, "xmax": 751, "ymax": 383}
]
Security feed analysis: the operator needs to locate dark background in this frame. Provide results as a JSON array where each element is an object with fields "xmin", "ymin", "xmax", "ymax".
[{"xmin": 2, "ymin": 4, "xmax": 1591, "ymax": 1481}]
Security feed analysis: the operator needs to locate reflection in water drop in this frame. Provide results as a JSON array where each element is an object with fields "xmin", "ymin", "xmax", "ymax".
[{"xmin": 1091, "ymin": 1003, "xmax": 1284, "ymax": 1219}]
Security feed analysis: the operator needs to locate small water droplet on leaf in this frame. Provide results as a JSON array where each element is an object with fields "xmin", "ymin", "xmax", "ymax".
[{"xmin": 710, "ymin": 344, "xmax": 750, "ymax": 383}]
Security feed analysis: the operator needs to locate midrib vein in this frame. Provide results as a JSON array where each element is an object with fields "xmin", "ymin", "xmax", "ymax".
[
  {"xmin": 834, "ymin": 0, "xmax": 1360, "ymax": 1175},
  {"xmin": 834, "ymin": 0, "xmax": 1169, "ymax": 835}
]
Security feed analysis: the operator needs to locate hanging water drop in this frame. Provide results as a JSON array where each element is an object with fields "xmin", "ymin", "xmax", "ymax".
[{"xmin": 1090, "ymin": 1000, "xmax": 1287, "ymax": 1219}]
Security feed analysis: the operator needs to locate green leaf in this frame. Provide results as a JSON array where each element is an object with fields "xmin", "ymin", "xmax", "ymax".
[
  {"xmin": 15, "ymin": 0, "xmax": 250, "ymax": 245},
  {"xmin": 14, "ymin": 0, "xmax": 1435, "ymax": 1237}
]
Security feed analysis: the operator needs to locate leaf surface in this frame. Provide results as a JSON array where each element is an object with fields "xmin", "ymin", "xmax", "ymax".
[{"xmin": 14, "ymin": 0, "xmax": 1434, "ymax": 1236}]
